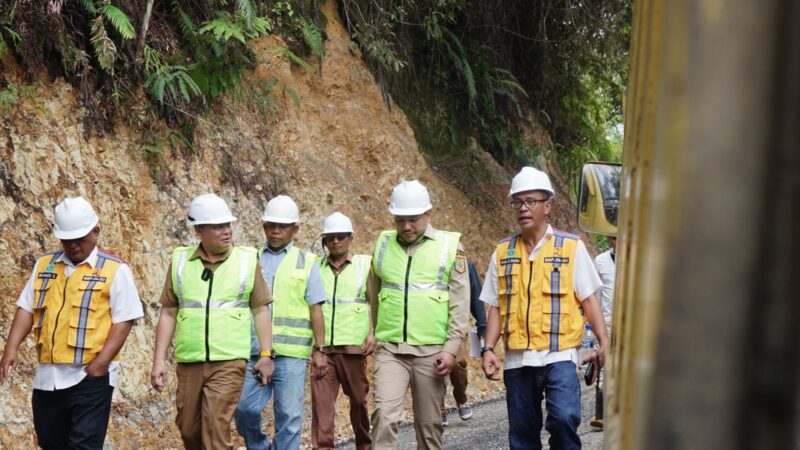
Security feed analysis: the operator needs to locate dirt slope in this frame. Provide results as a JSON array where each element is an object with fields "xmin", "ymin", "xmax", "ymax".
[{"xmin": 0, "ymin": 1, "xmax": 582, "ymax": 448}]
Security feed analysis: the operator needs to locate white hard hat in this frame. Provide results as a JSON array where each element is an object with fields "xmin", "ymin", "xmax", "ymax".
[
  {"xmin": 322, "ymin": 212, "xmax": 354, "ymax": 234},
  {"xmin": 187, "ymin": 193, "xmax": 237, "ymax": 226},
  {"xmin": 508, "ymin": 167, "xmax": 555, "ymax": 198},
  {"xmin": 388, "ymin": 180, "xmax": 432, "ymax": 216},
  {"xmin": 262, "ymin": 195, "xmax": 300, "ymax": 224},
  {"xmin": 53, "ymin": 196, "xmax": 99, "ymax": 240}
]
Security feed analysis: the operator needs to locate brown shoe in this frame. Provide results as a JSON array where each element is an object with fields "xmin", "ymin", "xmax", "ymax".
[{"xmin": 590, "ymin": 416, "xmax": 604, "ymax": 428}]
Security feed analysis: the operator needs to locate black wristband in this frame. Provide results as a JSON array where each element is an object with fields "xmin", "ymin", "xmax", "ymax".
[{"xmin": 480, "ymin": 346, "xmax": 494, "ymax": 356}]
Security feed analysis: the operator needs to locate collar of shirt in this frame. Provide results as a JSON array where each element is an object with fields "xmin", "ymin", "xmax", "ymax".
[
  {"xmin": 55, "ymin": 246, "xmax": 99, "ymax": 269},
  {"xmin": 321, "ymin": 253, "xmax": 352, "ymax": 273},
  {"xmin": 261, "ymin": 241, "xmax": 294, "ymax": 256},
  {"xmin": 527, "ymin": 224, "xmax": 554, "ymax": 261},
  {"xmin": 190, "ymin": 244, "xmax": 232, "ymax": 264}
]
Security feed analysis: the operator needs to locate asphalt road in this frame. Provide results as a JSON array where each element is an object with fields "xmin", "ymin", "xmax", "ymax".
[{"xmin": 339, "ymin": 380, "xmax": 603, "ymax": 449}]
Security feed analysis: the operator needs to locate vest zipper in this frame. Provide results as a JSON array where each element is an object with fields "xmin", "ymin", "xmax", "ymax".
[
  {"xmin": 402, "ymin": 256, "xmax": 412, "ymax": 342},
  {"xmin": 525, "ymin": 257, "xmax": 533, "ymax": 350},
  {"xmin": 51, "ymin": 274, "xmax": 70, "ymax": 363},
  {"xmin": 330, "ymin": 274, "xmax": 338, "ymax": 346},
  {"xmin": 204, "ymin": 272, "xmax": 214, "ymax": 362}
]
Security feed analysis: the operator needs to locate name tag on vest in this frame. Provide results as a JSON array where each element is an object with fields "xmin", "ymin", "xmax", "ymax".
[
  {"xmin": 82, "ymin": 275, "xmax": 107, "ymax": 283},
  {"xmin": 500, "ymin": 257, "xmax": 521, "ymax": 265},
  {"xmin": 38, "ymin": 273, "xmax": 58, "ymax": 280},
  {"xmin": 544, "ymin": 257, "xmax": 570, "ymax": 265}
]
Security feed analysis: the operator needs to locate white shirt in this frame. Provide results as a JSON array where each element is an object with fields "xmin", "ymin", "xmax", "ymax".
[
  {"xmin": 594, "ymin": 250, "xmax": 616, "ymax": 328},
  {"xmin": 479, "ymin": 225, "xmax": 602, "ymax": 369},
  {"xmin": 16, "ymin": 247, "xmax": 143, "ymax": 390}
]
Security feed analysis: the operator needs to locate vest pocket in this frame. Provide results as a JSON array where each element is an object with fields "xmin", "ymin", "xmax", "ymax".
[{"xmin": 68, "ymin": 313, "xmax": 97, "ymax": 349}]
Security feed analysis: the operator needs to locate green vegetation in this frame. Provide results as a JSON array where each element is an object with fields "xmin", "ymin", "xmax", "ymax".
[
  {"xmin": 0, "ymin": 0, "xmax": 322, "ymax": 138},
  {"xmin": 339, "ymin": 0, "xmax": 630, "ymax": 183}
]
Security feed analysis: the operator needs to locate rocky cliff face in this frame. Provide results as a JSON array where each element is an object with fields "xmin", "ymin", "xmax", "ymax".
[{"xmin": 0, "ymin": 2, "xmax": 581, "ymax": 448}]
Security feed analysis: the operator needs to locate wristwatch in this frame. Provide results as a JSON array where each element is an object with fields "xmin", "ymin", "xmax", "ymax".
[
  {"xmin": 480, "ymin": 346, "xmax": 495, "ymax": 357},
  {"xmin": 314, "ymin": 345, "xmax": 326, "ymax": 354},
  {"xmin": 259, "ymin": 349, "xmax": 275, "ymax": 360}
]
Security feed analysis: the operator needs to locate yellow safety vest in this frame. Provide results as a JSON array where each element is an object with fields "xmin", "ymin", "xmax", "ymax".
[
  {"xmin": 496, "ymin": 230, "xmax": 584, "ymax": 351},
  {"xmin": 32, "ymin": 249, "xmax": 121, "ymax": 364},
  {"xmin": 320, "ymin": 255, "xmax": 371, "ymax": 346},
  {"xmin": 171, "ymin": 246, "xmax": 257, "ymax": 363},
  {"xmin": 372, "ymin": 230, "xmax": 460, "ymax": 345},
  {"xmin": 268, "ymin": 246, "xmax": 317, "ymax": 358}
]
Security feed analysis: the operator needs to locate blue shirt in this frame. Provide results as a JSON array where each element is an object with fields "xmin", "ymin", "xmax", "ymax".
[{"xmin": 250, "ymin": 242, "xmax": 326, "ymax": 355}]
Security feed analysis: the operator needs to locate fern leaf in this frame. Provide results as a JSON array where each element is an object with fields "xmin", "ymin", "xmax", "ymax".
[
  {"xmin": 80, "ymin": 0, "xmax": 97, "ymax": 15},
  {"xmin": 103, "ymin": 5, "xmax": 136, "ymax": 40},
  {"xmin": 90, "ymin": 17, "xmax": 117, "ymax": 72},
  {"xmin": 302, "ymin": 20, "xmax": 323, "ymax": 56},
  {"xmin": 236, "ymin": 0, "xmax": 256, "ymax": 30},
  {"xmin": 273, "ymin": 46, "xmax": 313, "ymax": 73}
]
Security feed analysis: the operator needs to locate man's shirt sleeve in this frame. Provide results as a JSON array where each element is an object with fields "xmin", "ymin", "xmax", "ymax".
[
  {"xmin": 574, "ymin": 241, "xmax": 603, "ymax": 301},
  {"xmin": 479, "ymin": 250, "xmax": 499, "ymax": 307},
  {"xmin": 109, "ymin": 264, "xmax": 144, "ymax": 323},
  {"xmin": 16, "ymin": 269, "xmax": 37, "ymax": 314},
  {"xmin": 304, "ymin": 260, "xmax": 327, "ymax": 306}
]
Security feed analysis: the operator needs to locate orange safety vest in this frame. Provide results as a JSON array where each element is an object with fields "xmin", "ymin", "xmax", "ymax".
[
  {"xmin": 495, "ymin": 230, "xmax": 584, "ymax": 352},
  {"xmin": 32, "ymin": 249, "xmax": 121, "ymax": 364}
]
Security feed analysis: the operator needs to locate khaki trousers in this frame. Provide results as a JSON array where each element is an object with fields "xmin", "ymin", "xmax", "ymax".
[
  {"xmin": 175, "ymin": 360, "xmax": 247, "ymax": 450},
  {"xmin": 371, "ymin": 347, "xmax": 446, "ymax": 450},
  {"xmin": 446, "ymin": 337, "xmax": 469, "ymax": 407},
  {"xmin": 311, "ymin": 353, "xmax": 371, "ymax": 450}
]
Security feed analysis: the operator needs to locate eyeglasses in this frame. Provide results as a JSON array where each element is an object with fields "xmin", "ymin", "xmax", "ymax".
[
  {"xmin": 324, "ymin": 233, "xmax": 352, "ymax": 242},
  {"xmin": 510, "ymin": 198, "xmax": 548, "ymax": 209},
  {"xmin": 393, "ymin": 215, "xmax": 425, "ymax": 224}
]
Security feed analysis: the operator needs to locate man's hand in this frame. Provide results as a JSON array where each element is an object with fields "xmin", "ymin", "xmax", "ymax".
[
  {"xmin": 85, "ymin": 358, "xmax": 110, "ymax": 377},
  {"xmin": 151, "ymin": 360, "xmax": 167, "ymax": 391},
  {"xmin": 581, "ymin": 342, "xmax": 607, "ymax": 385},
  {"xmin": 311, "ymin": 350, "xmax": 328, "ymax": 380},
  {"xmin": 433, "ymin": 351, "xmax": 456, "ymax": 376},
  {"xmin": 253, "ymin": 357, "xmax": 275, "ymax": 385},
  {"xmin": 361, "ymin": 333, "xmax": 376, "ymax": 356},
  {"xmin": 0, "ymin": 348, "xmax": 19, "ymax": 384},
  {"xmin": 482, "ymin": 351, "xmax": 501, "ymax": 381}
]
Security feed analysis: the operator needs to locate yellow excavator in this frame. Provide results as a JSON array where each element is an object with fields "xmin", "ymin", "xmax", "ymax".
[{"xmin": 576, "ymin": 0, "xmax": 799, "ymax": 448}]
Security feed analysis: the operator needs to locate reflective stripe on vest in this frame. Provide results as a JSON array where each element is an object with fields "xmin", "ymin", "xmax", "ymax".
[
  {"xmin": 496, "ymin": 231, "xmax": 583, "ymax": 352},
  {"xmin": 372, "ymin": 230, "xmax": 459, "ymax": 345},
  {"xmin": 321, "ymin": 254, "xmax": 371, "ymax": 346},
  {"xmin": 268, "ymin": 246, "xmax": 317, "ymax": 358},
  {"xmin": 172, "ymin": 246, "xmax": 257, "ymax": 362},
  {"xmin": 32, "ymin": 250, "xmax": 121, "ymax": 365}
]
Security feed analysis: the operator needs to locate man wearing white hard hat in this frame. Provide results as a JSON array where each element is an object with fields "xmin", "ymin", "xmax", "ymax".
[
  {"xmin": 151, "ymin": 193, "xmax": 274, "ymax": 450},
  {"xmin": 0, "ymin": 196, "xmax": 143, "ymax": 449},
  {"xmin": 368, "ymin": 180, "xmax": 470, "ymax": 449},
  {"xmin": 235, "ymin": 195, "xmax": 327, "ymax": 450},
  {"xmin": 311, "ymin": 212, "xmax": 374, "ymax": 450},
  {"xmin": 479, "ymin": 167, "xmax": 607, "ymax": 450}
]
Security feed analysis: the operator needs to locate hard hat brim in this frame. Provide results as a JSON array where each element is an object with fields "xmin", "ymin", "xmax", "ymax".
[
  {"xmin": 507, "ymin": 188, "xmax": 555, "ymax": 199},
  {"xmin": 321, "ymin": 228, "xmax": 354, "ymax": 235},
  {"xmin": 53, "ymin": 219, "xmax": 99, "ymax": 240},
  {"xmin": 389, "ymin": 205, "xmax": 432, "ymax": 216},
  {"xmin": 261, "ymin": 214, "xmax": 299, "ymax": 224},
  {"xmin": 188, "ymin": 215, "xmax": 238, "ymax": 226}
]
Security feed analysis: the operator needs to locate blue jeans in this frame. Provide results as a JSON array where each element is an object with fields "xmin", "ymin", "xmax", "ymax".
[
  {"xmin": 504, "ymin": 361, "xmax": 581, "ymax": 450},
  {"xmin": 235, "ymin": 356, "xmax": 308, "ymax": 450}
]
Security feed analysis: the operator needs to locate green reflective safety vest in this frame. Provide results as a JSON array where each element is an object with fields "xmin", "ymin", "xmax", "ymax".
[
  {"xmin": 372, "ymin": 229, "xmax": 460, "ymax": 345},
  {"xmin": 320, "ymin": 254, "xmax": 371, "ymax": 346},
  {"xmin": 267, "ymin": 246, "xmax": 317, "ymax": 359},
  {"xmin": 172, "ymin": 246, "xmax": 257, "ymax": 363}
]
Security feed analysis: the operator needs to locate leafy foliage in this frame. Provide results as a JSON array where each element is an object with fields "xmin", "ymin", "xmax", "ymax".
[
  {"xmin": 340, "ymin": 0, "xmax": 630, "ymax": 177},
  {"xmin": 145, "ymin": 64, "xmax": 202, "ymax": 105}
]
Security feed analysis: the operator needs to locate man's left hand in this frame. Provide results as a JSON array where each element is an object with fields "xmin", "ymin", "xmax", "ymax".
[
  {"xmin": 85, "ymin": 359, "xmax": 110, "ymax": 377},
  {"xmin": 311, "ymin": 350, "xmax": 328, "ymax": 380},
  {"xmin": 361, "ymin": 333, "xmax": 376, "ymax": 356},
  {"xmin": 433, "ymin": 351, "xmax": 456, "ymax": 376}
]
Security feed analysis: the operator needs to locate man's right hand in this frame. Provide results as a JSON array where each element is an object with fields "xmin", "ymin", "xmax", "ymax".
[
  {"xmin": 150, "ymin": 360, "xmax": 167, "ymax": 392},
  {"xmin": 0, "ymin": 348, "xmax": 19, "ymax": 384},
  {"xmin": 482, "ymin": 351, "xmax": 502, "ymax": 381}
]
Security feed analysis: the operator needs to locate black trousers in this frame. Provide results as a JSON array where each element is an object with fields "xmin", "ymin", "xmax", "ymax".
[{"xmin": 32, "ymin": 374, "xmax": 114, "ymax": 450}]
